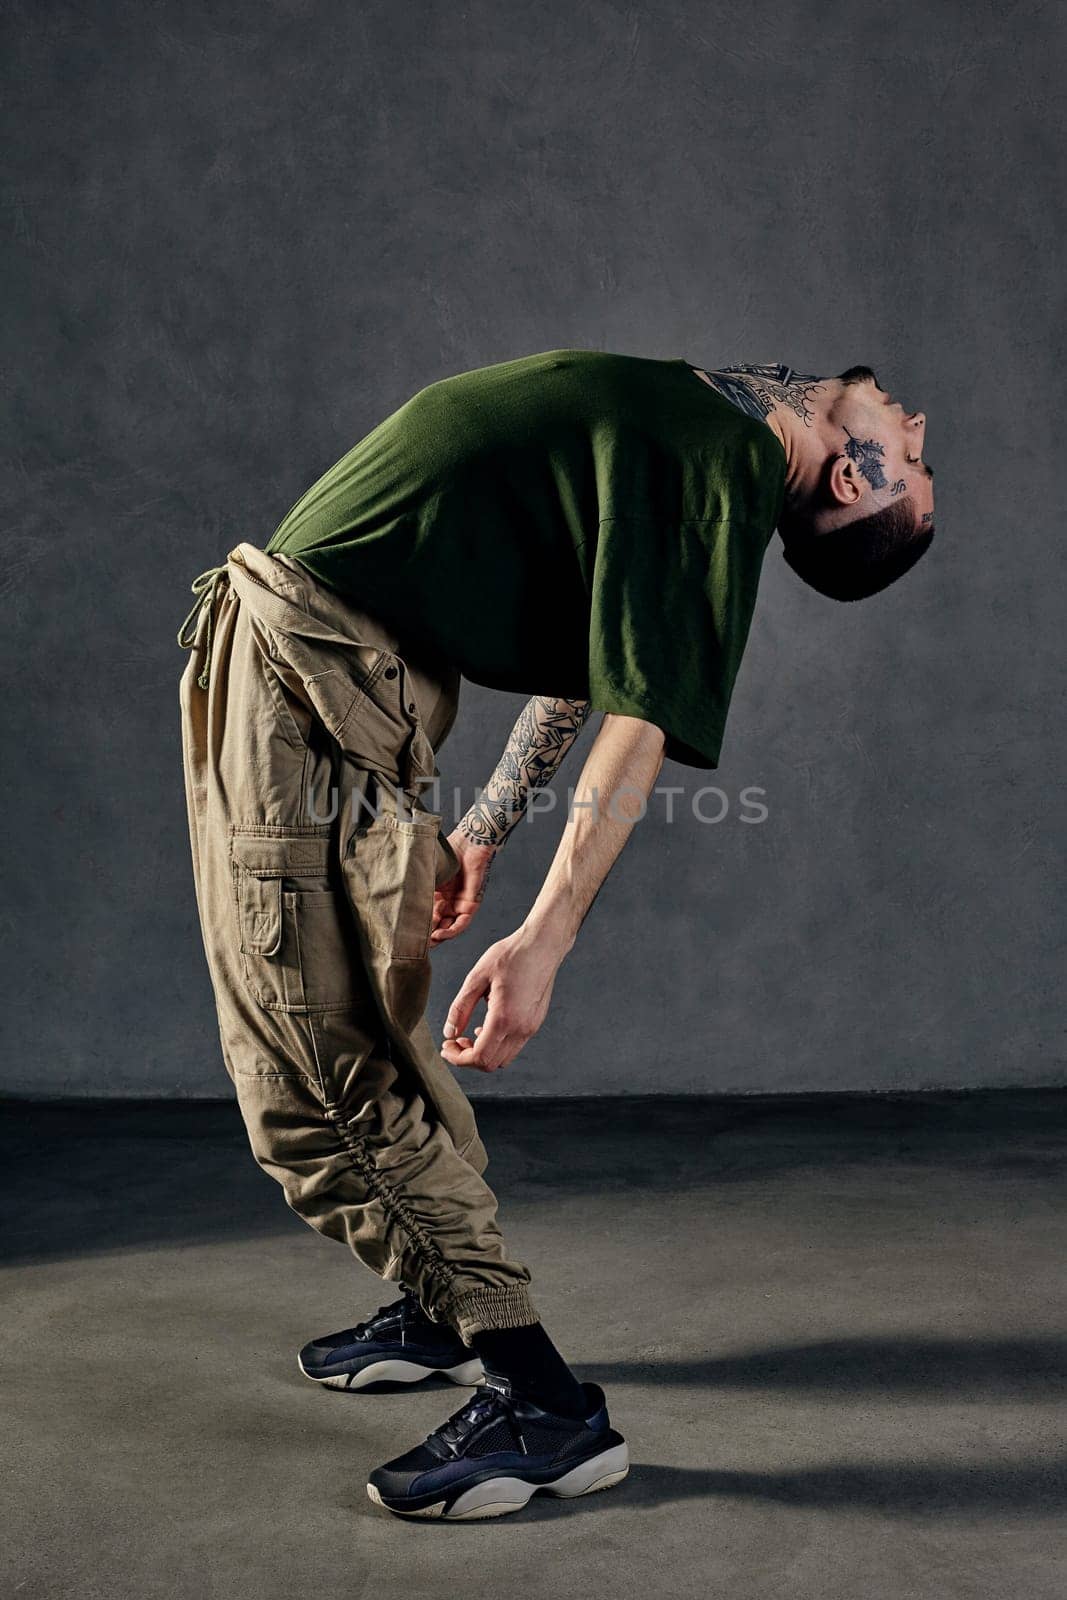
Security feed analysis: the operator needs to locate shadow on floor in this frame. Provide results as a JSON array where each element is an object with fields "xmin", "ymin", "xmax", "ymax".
[
  {"xmin": 588, "ymin": 1335, "xmax": 1067, "ymax": 1399},
  {"xmin": 497, "ymin": 1454, "xmax": 1067, "ymax": 1522},
  {"xmin": 2, "ymin": 1088, "xmax": 1065, "ymax": 1267}
]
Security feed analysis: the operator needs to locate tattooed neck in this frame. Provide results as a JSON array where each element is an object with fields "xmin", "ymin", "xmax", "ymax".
[{"xmin": 693, "ymin": 363, "xmax": 827, "ymax": 428}]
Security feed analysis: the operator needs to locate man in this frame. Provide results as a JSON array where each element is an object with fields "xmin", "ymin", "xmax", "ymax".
[{"xmin": 177, "ymin": 349, "xmax": 934, "ymax": 1521}]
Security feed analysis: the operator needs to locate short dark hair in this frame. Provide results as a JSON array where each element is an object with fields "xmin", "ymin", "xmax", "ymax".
[{"xmin": 781, "ymin": 496, "xmax": 935, "ymax": 602}]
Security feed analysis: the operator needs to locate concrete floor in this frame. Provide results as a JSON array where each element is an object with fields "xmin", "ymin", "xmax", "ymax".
[{"xmin": 3, "ymin": 1089, "xmax": 1066, "ymax": 1600}]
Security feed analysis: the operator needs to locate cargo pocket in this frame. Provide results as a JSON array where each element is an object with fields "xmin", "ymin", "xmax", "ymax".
[
  {"xmin": 342, "ymin": 804, "xmax": 442, "ymax": 963},
  {"xmin": 230, "ymin": 827, "xmax": 360, "ymax": 1012}
]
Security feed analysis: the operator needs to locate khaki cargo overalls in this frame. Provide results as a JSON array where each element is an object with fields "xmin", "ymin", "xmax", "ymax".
[{"xmin": 177, "ymin": 542, "xmax": 537, "ymax": 1343}]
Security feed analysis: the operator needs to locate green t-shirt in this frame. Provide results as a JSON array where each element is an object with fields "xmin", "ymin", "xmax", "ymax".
[{"xmin": 265, "ymin": 349, "xmax": 787, "ymax": 768}]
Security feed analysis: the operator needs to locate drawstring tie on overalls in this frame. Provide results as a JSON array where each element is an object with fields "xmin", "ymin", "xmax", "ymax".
[{"xmin": 177, "ymin": 564, "xmax": 229, "ymax": 689}]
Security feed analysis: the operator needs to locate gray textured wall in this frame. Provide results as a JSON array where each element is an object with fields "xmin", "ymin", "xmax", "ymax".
[{"xmin": 3, "ymin": 0, "xmax": 1063, "ymax": 1098}]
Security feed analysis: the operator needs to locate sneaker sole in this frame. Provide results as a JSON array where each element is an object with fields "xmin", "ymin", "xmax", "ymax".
[
  {"xmin": 366, "ymin": 1440, "xmax": 630, "ymax": 1520},
  {"xmin": 298, "ymin": 1355, "xmax": 484, "ymax": 1392}
]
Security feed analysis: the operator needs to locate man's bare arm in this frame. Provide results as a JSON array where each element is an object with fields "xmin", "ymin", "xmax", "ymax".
[
  {"xmin": 431, "ymin": 694, "xmax": 591, "ymax": 943},
  {"xmin": 523, "ymin": 711, "xmax": 666, "ymax": 951},
  {"xmin": 441, "ymin": 712, "xmax": 667, "ymax": 1070}
]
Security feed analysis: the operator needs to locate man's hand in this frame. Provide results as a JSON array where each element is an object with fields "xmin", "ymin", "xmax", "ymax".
[
  {"xmin": 440, "ymin": 711, "xmax": 667, "ymax": 1074},
  {"xmin": 440, "ymin": 923, "xmax": 563, "ymax": 1072},
  {"xmin": 430, "ymin": 830, "xmax": 498, "ymax": 944}
]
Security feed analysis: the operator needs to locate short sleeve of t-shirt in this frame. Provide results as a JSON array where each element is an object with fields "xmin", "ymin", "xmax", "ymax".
[{"xmin": 584, "ymin": 513, "xmax": 772, "ymax": 769}]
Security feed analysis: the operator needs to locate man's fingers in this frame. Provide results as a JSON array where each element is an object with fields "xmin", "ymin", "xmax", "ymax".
[
  {"xmin": 441, "ymin": 1036, "xmax": 480, "ymax": 1067},
  {"xmin": 458, "ymin": 984, "xmax": 523, "ymax": 1070},
  {"xmin": 469, "ymin": 1016, "xmax": 510, "ymax": 1069},
  {"xmin": 442, "ymin": 991, "xmax": 512, "ymax": 1070},
  {"xmin": 443, "ymin": 969, "xmax": 490, "ymax": 1041},
  {"xmin": 442, "ymin": 1031, "xmax": 516, "ymax": 1073},
  {"xmin": 430, "ymin": 910, "xmax": 476, "ymax": 945}
]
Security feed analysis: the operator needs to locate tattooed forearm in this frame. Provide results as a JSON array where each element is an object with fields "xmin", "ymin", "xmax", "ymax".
[
  {"xmin": 458, "ymin": 695, "xmax": 592, "ymax": 849},
  {"xmin": 692, "ymin": 362, "xmax": 827, "ymax": 427}
]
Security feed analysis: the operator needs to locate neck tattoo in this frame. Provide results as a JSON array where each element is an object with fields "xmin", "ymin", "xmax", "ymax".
[{"xmin": 693, "ymin": 362, "xmax": 826, "ymax": 427}]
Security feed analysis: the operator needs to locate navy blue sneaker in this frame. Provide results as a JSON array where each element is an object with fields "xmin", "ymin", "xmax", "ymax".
[
  {"xmin": 366, "ymin": 1374, "xmax": 629, "ymax": 1520},
  {"xmin": 298, "ymin": 1293, "xmax": 483, "ymax": 1392}
]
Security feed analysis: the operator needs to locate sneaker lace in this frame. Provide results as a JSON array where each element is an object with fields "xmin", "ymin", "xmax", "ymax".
[
  {"xmin": 352, "ymin": 1291, "xmax": 418, "ymax": 1340},
  {"xmin": 429, "ymin": 1385, "xmax": 515, "ymax": 1456}
]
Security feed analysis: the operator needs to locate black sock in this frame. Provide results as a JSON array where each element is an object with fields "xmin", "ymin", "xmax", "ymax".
[{"xmin": 470, "ymin": 1323, "xmax": 588, "ymax": 1419}]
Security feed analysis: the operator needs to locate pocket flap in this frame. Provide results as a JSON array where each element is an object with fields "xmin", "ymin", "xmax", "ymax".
[
  {"xmin": 229, "ymin": 830, "xmax": 333, "ymax": 959},
  {"xmin": 237, "ymin": 871, "xmax": 282, "ymax": 957},
  {"xmin": 230, "ymin": 832, "xmax": 332, "ymax": 876}
]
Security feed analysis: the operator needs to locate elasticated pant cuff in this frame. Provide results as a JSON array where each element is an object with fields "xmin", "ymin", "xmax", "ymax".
[{"xmin": 442, "ymin": 1284, "xmax": 540, "ymax": 1343}]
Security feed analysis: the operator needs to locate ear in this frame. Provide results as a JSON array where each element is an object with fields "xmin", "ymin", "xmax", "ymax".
[{"xmin": 826, "ymin": 452, "xmax": 864, "ymax": 510}]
